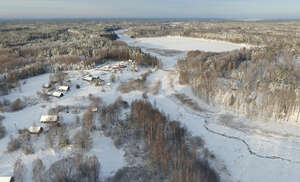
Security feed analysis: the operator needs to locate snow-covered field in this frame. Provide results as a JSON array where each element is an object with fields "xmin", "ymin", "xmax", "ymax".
[{"xmin": 1, "ymin": 29, "xmax": 300, "ymax": 182}]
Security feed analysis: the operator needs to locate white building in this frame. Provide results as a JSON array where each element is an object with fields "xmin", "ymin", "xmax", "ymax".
[
  {"xmin": 40, "ymin": 115, "xmax": 59, "ymax": 124},
  {"xmin": 58, "ymin": 86, "xmax": 70, "ymax": 92},
  {"xmin": 52, "ymin": 91, "xmax": 64, "ymax": 98}
]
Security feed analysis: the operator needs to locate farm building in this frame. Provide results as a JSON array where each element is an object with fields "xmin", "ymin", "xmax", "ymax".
[
  {"xmin": 103, "ymin": 65, "xmax": 111, "ymax": 71},
  {"xmin": 58, "ymin": 86, "xmax": 70, "ymax": 92},
  {"xmin": 52, "ymin": 91, "xmax": 64, "ymax": 98},
  {"xmin": 28, "ymin": 126, "xmax": 43, "ymax": 134},
  {"xmin": 82, "ymin": 75, "xmax": 99, "ymax": 82},
  {"xmin": 0, "ymin": 177, "xmax": 14, "ymax": 182},
  {"xmin": 40, "ymin": 115, "xmax": 59, "ymax": 124}
]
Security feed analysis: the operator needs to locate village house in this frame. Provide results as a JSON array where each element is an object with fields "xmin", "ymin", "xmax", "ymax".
[
  {"xmin": 40, "ymin": 115, "xmax": 59, "ymax": 124},
  {"xmin": 0, "ymin": 177, "xmax": 14, "ymax": 182},
  {"xmin": 28, "ymin": 126, "xmax": 43, "ymax": 134},
  {"xmin": 82, "ymin": 75, "xmax": 99, "ymax": 82},
  {"xmin": 52, "ymin": 91, "xmax": 64, "ymax": 98},
  {"xmin": 58, "ymin": 86, "xmax": 70, "ymax": 92},
  {"xmin": 103, "ymin": 65, "xmax": 111, "ymax": 71}
]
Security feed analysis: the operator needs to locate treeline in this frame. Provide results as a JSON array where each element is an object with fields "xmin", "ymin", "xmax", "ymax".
[{"xmin": 177, "ymin": 45, "xmax": 300, "ymax": 122}]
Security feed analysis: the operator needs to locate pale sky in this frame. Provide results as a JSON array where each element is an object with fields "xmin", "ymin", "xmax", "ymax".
[{"xmin": 0, "ymin": 0, "xmax": 300, "ymax": 19}]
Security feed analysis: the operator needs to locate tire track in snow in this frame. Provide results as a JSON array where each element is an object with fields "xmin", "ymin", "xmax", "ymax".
[{"xmin": 203, "ymin": 123, "xmax": 300, "ymax": 164}]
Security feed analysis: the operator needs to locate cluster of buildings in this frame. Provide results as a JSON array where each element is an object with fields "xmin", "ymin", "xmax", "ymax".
[{"xmin": 43, "ymin": 84, "xmax": 70, "ymax": 98}]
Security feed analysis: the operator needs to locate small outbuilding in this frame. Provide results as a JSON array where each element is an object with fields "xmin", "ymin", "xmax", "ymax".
[
  {"xmin": 103, "ymin": 66, "xmax": 111, "ymax": 71},
  {"xmin": 52, "ymin": 91, "xmax": 64, "ymax": 98},
  {"xmin": 83, "ymin": 75, "xmax": 99, "ymax": 82},
  {"xmin": 0, "ymin": 177, "xmax": 14, "ymax": 182},
  {"xmin": 112, "ymin": 65, "xmax": 120, "ymax": 70},
  {"xmin": 83, "ymin": 76, "xmax": 94, "ymax": 82},
  {"xmin": 91, "ymin": 107, "xmax": 98, "ymax": 112},
  {"xmin": 28, "ymin": 126, "xmax": 43, "ymax": 134},
  {"xmin": 40, "ymin": 115, "xmax": 59, "ymax": 124},
  {"xmin": 58, "ymin": 86, "xmax": 70, "ymax": 92}
]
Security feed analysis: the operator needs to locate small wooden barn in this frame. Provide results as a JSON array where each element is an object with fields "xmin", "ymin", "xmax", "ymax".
[
  {"xmin": 40, "ymin": 115, "xmax": 59, "ymax": 124},
  {"xmin": 0, "ymin": 177, "xmax": 14, "ymax": 182},
  {"xmin": 28, "ymin": 126, "xmax": 43, "ymax": 134}
]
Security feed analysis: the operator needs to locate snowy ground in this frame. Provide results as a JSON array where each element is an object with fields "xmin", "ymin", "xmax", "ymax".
[
  {"xmin": 117, "ymin": 30, "xmax": 300, "ymax": 182},
  {"xmin": 1, "ymin": 30, "xmax": 300, "ymax": 182}
]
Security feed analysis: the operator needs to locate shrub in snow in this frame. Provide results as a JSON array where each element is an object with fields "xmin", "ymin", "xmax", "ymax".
[
  {"xmin": 7, "ymin": 136, "xmax": 21, "ymax": 152},
  {"xmin": 82, "ymin": 109, "xmax": 95, "ymax": 131},
  {"xmin": 22, "ymin": 142, "xmax": 34, "ymax": 155},
  {"xmin": 14, "ymin": 159, "xmax": 26, "ymax": 182},
  {"xmin": 0, "ymin": 119, "xmax": 6, "ymax": 139},
  {"xmin": 72, "ymin": 129, "xmax": 92, "ymax": 152},
  {"xmin": 45, "ymin": 130, "xmax": 55, "ymax": 149},
  {"xmin": 32, "ymin": 158, "xmax": 45, "ymax": 182},
  {"xmin": 49, "ymin": 71, "xmax": 68, "ymax": 85},
  {"xmin": 58, "ymin": 125, "xmax": 70, "ymax": 148},
  {"xmin": 36, "ymin": 91, "xmax": 50, "ymax": 101},
  {"xmin": 10, "ymin": 98, "xmax": 25, "ymax": 112},
  {"xmin": 110, "ymin": 73, "xmax": 116, "ymax": 83}
]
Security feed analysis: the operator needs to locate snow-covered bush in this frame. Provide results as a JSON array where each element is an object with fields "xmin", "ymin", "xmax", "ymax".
[
  {"xmin": 10, "ymin": 98, "xmax": 25, "ymax": 112},
  {"xmin": 58, "ymin": 124, "xmax": 70, "ymax": 148},
  {"xmin": 0, "ymin": 119, "xmax": 6, "ymax": 139},
  {"xmin": 22, "ymin": 142, "xmax": 34, "ymax": 155},
  {"xmin": 14, "ymin": 159, "xmax": 26, "ymax": 182},
  {"xmin": 32, "ymin": 158, "xmax": 45, "ymax": 182},
  {"xmin": 72, "ymin": 129, "xmax": 92, "ymax": 152},
  {"xmin": 82, "ymin": 109, "xmax": 95, "ymax": 131},
  {"xmin": 7, "ymin": 136, "xmax": 21, "ymax": 152}
]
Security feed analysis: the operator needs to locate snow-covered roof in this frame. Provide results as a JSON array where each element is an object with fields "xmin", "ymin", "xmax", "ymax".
[
  {"xmin": 91, "ymin": 107, "xmax": 98, "ymax": 112},
  {"xmin": 28, "ymin": 126, "xmax": 43, "ymax": 134},
  {"xmin": 103, "ymin": 66, "xmax": 111, "ymax": 71},
  {"xmin": 53, "ymin": 91, "xmax": 63, "ymax": 97},
  {"xmin": 58, "ymin": 86, "xmax": 69, "ymax": 91},
  {"xmin": 0, "ymin": 177, "xmax": 13, "ymax": 182},
  {"xmin": 40, "ymin": 115, "xmax": 59, "ymax": 123},
  {"xmin": 83, "ymin": 76, "xmax": 94, "ymax": 81}
]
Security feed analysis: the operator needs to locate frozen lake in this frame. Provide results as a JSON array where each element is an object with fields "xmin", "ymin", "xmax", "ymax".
[{"xmin": 134, "ymin": 36, "xmax": 248, "ymax": 52}]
